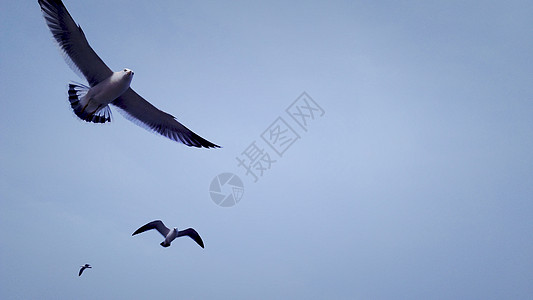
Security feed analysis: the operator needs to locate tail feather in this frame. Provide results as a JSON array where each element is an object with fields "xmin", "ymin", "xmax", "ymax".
[{"xmin": 68, "ymin": 82, "xmax": 112, "ymax": 123}]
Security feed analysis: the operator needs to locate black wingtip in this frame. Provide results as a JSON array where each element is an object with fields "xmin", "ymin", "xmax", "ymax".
[
  {"xmin": 201, "ymin": 143, "xmax": 221, "ymax": 149},
  {"xmin": 196, "ymin": 236, "xmax": 205, "ymax": 248},
  {"xmin": 188, "ymin": 132, "xmax": 221, "ymax": 149}
]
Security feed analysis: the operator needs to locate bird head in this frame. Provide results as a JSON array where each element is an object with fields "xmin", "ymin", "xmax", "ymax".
[{"xmin": 122, "ymin": 68, "xmax": 134, "ymax": 76}]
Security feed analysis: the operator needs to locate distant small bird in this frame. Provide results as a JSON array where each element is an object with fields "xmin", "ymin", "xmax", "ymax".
[
  {"xmin": 78, "ymin": 264, "xmax": 92, "ymax": 276},
  {"xmin": 37, "ymin": 0, "xmax": 220, "ymax": 148},
  {"xmin": 132, "ymin": 220, "xmax": 204, "ymax": 248}
]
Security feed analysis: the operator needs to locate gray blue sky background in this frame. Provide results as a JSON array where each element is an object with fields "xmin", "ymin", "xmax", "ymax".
[{"xmin": 1, "ymin": 0, "xmax": 532, "ymax": 299}]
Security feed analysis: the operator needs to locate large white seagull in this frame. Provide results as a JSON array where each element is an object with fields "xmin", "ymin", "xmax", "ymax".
[{"xmin": 38, "ymin": 0, "xmax": 220, "ymax": 148}]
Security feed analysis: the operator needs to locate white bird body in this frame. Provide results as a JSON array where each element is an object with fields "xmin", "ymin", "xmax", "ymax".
[
  {"xmin": 132, "ymin": 220, "xmax": 204, "ymax": 248},
  {"xmin": 75, "ymin": 69, "xmax": 134, "ymax": 119},
  {"xmin": 162, "ymin": 228, "xmax": 178, "ymax": 247},
  {"xmin": 38, "ymin": 0, "xmax": 220, "ymax": 148},
  {"xmin": 85, "ymin": 69, "xmax": 134, "ymax": 106}
]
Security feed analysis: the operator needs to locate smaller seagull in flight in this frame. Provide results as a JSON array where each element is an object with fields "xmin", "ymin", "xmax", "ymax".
[
  {"xmin": 132, "ymin": 220, "xmax": 204, "ymax": 248},
  {"xmin": 78, "ymin": 264, "xmax": 92, "ymax": 276},
  {"xmin": 38, "ymin": 0, "xmax": 220, "ymax": 148}
]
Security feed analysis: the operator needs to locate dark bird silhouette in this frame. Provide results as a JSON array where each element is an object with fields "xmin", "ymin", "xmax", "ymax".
[
  {"xmin": 78, "ymin": 264, "xmax": 91, "ymax": 276},
  {"xmin": 132, "ymin": 220, "xmax": 204, "ymax": 248}
]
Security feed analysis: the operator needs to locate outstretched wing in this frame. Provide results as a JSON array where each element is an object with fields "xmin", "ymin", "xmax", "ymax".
[
  {"xmin": 177, "ymin": 228, "xmax": 205, "ymax": 248},
  {"xmin": 112, "ymin": 89, "xmax": 220, "ymax": 148},
  {"xmin": 38, "ymin": 0, "xmax": 112, "ymax": 86},
  {"xmin": 78, "ymin": 266, "xmax": 85, "ymax": 276},
  {"xmin": 132, "ymin": 220, "xmax": 170, "ymax": 238}
]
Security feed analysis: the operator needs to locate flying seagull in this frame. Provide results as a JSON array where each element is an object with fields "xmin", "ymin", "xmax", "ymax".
[
  {"xmin": 38, "ymin": 0, "xmax": 220, "ymax": 148},
  {"xmin": 132, "ymin": 220, "xmax": 204, "ymax": 248},
  {"xmin": 78, "ymin": 264, "xmax": 92, "ymax": 276}
]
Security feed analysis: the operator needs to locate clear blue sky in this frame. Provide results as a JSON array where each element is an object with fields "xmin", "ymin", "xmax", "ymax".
[{"xmin": 1, "ymin": 0, "xmax": 532, "ymax": 299}]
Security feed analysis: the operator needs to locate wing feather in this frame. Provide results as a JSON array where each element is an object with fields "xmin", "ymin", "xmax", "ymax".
[
  {"xmin": 38, "ymin": 0, "xmax": 112, "ymax": 86},
  {"xmin": 177, "ymin": 228, "xmax": 205, "ymax": 248},
  {"xmin": 113, "ymin": 89, "xmax": 220, "ymax": 148},
  {"xmin": 132, "ymin": 220, "xmax": 170, "ymax": 237}
]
